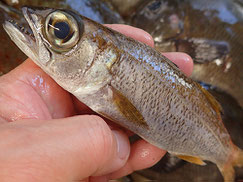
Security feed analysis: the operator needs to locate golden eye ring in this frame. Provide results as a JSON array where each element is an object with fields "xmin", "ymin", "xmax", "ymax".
[{"xmin": 44, "ymin": 10, "xmax": 81, "ymax": 52}]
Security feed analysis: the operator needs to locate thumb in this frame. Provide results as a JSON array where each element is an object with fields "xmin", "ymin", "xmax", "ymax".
[{"xmin": 0, "ymin": 115, "xmax": 130, "ymax": 181}]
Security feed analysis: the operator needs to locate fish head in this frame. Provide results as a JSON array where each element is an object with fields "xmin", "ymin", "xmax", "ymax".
[{"xmin": 3, "ymin": 7, "xmax": 103, "ymax": 92}]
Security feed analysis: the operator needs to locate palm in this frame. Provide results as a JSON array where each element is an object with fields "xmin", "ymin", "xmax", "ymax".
[{"xmin": 0, "ymin": 60, "xmax": 75, "ymax": 122}]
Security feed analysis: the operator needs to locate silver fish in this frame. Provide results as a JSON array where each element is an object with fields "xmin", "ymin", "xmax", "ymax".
[{"xmin": 3, "ymin": 7, "xmax": 243, "ymax": 181}]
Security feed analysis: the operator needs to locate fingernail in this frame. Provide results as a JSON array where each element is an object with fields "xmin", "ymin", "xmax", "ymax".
[{"xmin": 112, "ymin": 130, "xmax": 130, "ymax": 160}]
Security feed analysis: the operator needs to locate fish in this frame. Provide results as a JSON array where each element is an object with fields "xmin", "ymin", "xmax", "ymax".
[
  {"xmin": 3, "ymin": 7, "xmax": 243, "ymax": 181},
  {"xmin": 104, "ymin": 0, "xmax": 144, "ymax": 17}
]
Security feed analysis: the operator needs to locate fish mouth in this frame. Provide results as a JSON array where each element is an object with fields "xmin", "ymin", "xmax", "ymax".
[
  {"xmin": 3, "ymin": 7, "xmax": 40, "ymax": 62},
  {"xmin": 5, "ymin": 19, "xmax": 35, "ymax": 40}
]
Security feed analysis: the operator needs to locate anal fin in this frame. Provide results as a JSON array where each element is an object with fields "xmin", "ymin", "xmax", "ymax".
[{"xmin": 176, "ymin": 155, "xmax": 206, "ymax": 165}]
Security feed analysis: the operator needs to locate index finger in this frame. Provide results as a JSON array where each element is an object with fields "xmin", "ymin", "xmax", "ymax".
[{"xmin": 105, "ymin": 24, "xmax": 155, "ymax": 48}]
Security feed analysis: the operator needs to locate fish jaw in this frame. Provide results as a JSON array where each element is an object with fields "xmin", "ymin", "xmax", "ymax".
[
  {"xmin": 3, "ymin": 20, "xmax": 38, "ymax": 63},
  {"xmin": 3, "ymin": 7, "xmax": 53, "ymax": 68}
]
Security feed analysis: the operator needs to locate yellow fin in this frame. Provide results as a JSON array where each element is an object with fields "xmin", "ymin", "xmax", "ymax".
[
  {"xmin": 199, "ymin": 84, "xmax": 223, "ymax": 114},
  {"xmin": 219, "ymin": 165, "xmax": 235, "ymax": 182},
  {"xmin": 176, "ymin": 155, "xmax": 206, "ymax": 165},
  {"xmin": 111, "ymin": 86, "xmax": 148, "ymax": 128}
]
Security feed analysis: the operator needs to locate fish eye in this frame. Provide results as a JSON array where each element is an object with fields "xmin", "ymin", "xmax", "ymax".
[
  {"xmin": 53, "ymin": 22, "xmax": 71, "ymax": 39},
  {"xmin": 44, "ymin": 10, "xmax": 82, "ymax": 52}
]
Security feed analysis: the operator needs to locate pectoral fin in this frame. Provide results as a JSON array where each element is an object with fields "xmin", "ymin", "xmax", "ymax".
[
  {"xmin": 111, "ymin": 86, "xmax": 148, "ymax": 128},
  {"xmin": 176, "ymin": 155, "xmax": 206, "ymax": 165}
]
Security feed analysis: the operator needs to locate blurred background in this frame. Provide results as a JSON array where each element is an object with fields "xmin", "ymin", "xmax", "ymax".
[{"xmin": 0, "ymin": 0, "xmax": 242, "ymax": 181}]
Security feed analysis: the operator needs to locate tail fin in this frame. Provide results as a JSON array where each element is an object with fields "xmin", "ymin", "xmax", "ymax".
[
  {"xmin": 233, "ymin": 148, "xmax": 243, "ymax": 168},
  {"xmin": 218, "ymin": 147, "xmax": 243, "ymax": 182},
  {"xmin": 219, "ymin": 165, "xmax": 235, "ymax": 182}
]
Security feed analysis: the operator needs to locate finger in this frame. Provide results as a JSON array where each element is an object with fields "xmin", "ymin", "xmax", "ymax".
[
  {"xmin": 0, "ymin": 115, "xmax": 130, "ymax": 181},
  {"xmin": 71, "ymin": 99, "xmax": 135, "ymax": 138},
  {"xmin": 0, "ymin": 59, "xmax": 75, "ymax": 122},
  {"xmin": 163, "ymin": 52, "xmax": 194, "ymax": 77},
  {"xmin": 108, "ymin": 140, "xmax": 166, "ymax": 179},
  {"xmin": 105, "ymin": 24, "xmax": 154, "ymax": 47}
]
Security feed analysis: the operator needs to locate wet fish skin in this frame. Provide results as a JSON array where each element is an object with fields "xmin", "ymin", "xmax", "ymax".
[{"xmin": 3, "ymin": 7, "xmax": 243, "ymax": 181}]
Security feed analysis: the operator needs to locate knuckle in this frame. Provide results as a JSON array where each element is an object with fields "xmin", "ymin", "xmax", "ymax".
[{"xmin": 85, "ymin": 115, "xmax": 115, "ymax": 162}]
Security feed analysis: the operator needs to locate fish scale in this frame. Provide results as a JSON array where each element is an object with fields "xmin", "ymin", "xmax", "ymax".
[{"xmin": 108, "ymin": 39, "xmax": 231, "ymax": 161}]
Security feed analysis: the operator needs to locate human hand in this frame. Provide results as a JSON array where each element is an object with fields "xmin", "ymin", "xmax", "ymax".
[{"xmin": 0, "ymin": 24, "xmax": 193, "ymax": 181}]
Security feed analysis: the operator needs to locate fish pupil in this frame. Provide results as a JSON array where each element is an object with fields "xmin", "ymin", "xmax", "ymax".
[{"xmin": 54, "ymin": 21, "xmax": 70, "ymax": 39}]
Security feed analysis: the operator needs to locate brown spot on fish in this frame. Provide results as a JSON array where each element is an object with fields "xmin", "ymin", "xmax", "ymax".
[
  {"xmin": 96, "ymin": 35, "xmax": 108, "ymax": 49},
  {"xmin": 105, "ymin": 49, "xmax": 119, "ymax": 71},
  {"xmin": 90, "ymin": 31, "xmax": 110, "ymax": 50},
  {"xmin": 111, "ymin": 86, "xmax": 148, "ymax": 128},
  {"xmin": 90, "ymin": 32, "xmax": 122, "ymax": 72}
]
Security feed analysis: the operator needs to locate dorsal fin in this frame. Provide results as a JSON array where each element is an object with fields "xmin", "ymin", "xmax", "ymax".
[{"xmin": 199, "ymin": 84, "xmax": 223, "ymax": 115}]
